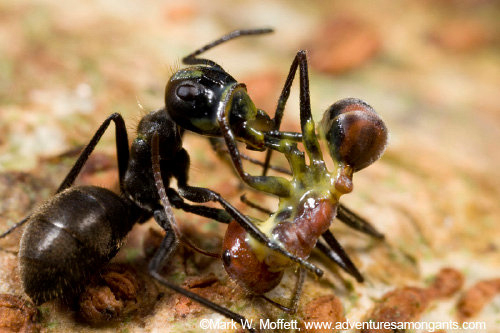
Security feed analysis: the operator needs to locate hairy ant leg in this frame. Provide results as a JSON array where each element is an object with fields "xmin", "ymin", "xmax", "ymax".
[
  {"xmin": 176, "ymin": 183, "xmax": 323, "ymax": 277},
  {"xmin": 147, "ymin": 221, "xmax": 254, "ymax": 331},
  {"xmin": 58, "ymin": 113, "xmax": 130, "ymax": 193},
  {"xmin": 166, "ymin": 188, "xmax": 232, "ymax": 224},
  {"xmin": 149, "ymin": 134, "xmax": 256, "ymax": 331},
  {"xmin": 151, "ymin": 133, "xmax": 219, "ymax": 258},
  {"xmin": 0, "ymin": 113, "xmax": 129, "ymax": 241}
]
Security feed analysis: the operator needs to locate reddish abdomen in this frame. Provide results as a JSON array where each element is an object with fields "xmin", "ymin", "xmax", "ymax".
[{"xmin": 273, "ymin": 198, "xmax": 336, "ymax": 259}]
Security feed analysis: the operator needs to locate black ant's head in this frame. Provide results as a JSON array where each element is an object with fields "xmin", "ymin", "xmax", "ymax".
[
  {"xmin": 165, "ymin": 66, "xmax": 273, "ymax": 150},
  {"xmin": 319, "ymin": 98, "xmax": 388, "ymax": 172},
  {"xmin": 165, "ymin": 66, "xmax": 238, "ymax": 136}
]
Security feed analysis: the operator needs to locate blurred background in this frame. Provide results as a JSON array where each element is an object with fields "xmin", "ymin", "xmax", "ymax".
[{"xmin": 0, "ymin": 0, "xmax": 499, "ymax": 332}]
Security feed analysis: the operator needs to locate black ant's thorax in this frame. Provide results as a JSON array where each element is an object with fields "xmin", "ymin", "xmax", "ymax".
[{"xmin": 123, "ymin": 109, "xmax": 185, "ymax": 213}]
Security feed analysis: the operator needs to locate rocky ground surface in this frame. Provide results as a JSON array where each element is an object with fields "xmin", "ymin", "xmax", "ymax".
[{"xmin": 0, "ymin": 0, "xmax": 499, "ymax": 332}]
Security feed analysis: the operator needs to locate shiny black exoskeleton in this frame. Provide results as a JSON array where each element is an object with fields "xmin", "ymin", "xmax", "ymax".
[{"xmin": 10, "ymin": 110, "xmax": 231, "ymax": 305}]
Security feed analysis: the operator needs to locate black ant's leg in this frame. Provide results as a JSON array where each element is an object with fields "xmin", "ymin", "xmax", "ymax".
[
  {"xmin": 149, "ymin": 137, "xmax": 256, "ymax": 331},
  {"xmin": 337, "ymin": 205, "xmax": 385, "ymax": 239},
  {"xmin": 230, "ymin": 150, "xmax": 383, "ymax": 240},
  {"xmin": 167, "ymin": 188, "xmax": 232, "ymax": 224},
  {"xmin": 0, "ymin": 216, "xmax": 30, "ymax": 240},
  {"xmin": 1, "ymin": 113, "xmax": 129, "ymax": 240},
  {"xmin": 148, "ymin": 220, "xmax": 255, "ymax": 332},
  {"xmin": 57, "ymin": 113, "xmax": 129, "ymax": 193},
  {"xmin": 177, "ymin": 183, "xmax": 323, "ymax": 278},
  {"xmin": 183, "ymin": 28, "xmax": 273, "ymax": 68},
  {"xmin": 320, "ymin": 230, "xmax": 364, "ymax": 283},
  {"xmin": 260, "ymin": 267, "xmax": 305, "ymax": 313}
]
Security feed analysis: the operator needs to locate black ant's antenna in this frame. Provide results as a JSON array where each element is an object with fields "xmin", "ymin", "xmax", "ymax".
[{"xmin": 183, "ymin": 28, "xmax": 273, "ymax": 68}]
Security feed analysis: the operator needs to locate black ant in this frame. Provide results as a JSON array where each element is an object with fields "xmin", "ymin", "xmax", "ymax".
[
  {"xmin": 0, "ymin": 28, "xmax": 386, "ymax": 332},
  {"xmin": 0, "ymin": 119, "xmax": 323, "ymax": 331},
  {"xmin": 0, "ymin": 30, "xmax": 329, "ymax": 333}
]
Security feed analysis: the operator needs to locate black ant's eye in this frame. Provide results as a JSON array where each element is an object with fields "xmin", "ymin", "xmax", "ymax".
[{"xmin": 176, "ymin": 84, "xmax": 201, "ymax": 101}]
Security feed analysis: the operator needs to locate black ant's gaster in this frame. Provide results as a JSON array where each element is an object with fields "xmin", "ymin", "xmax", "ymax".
[
  {"xmin": 0, "ymin": 111, "xmax": 229, "ymax": 303},
  {"xmin": 0, "ymin": 28, "xmax": 388, "ymax": 332}
]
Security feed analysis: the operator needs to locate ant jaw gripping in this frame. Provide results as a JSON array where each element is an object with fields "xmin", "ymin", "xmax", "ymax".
[
  {"xmin": 221, "ymin": 84, "xmax": 274, "ymax": 151},
  {"xmin": 165, "ymin": 68, "xmax": 272, "ymax": 150},
  {"xmin": 319, "ymin": 98, "xmax": 388, "ymax": 173}
]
